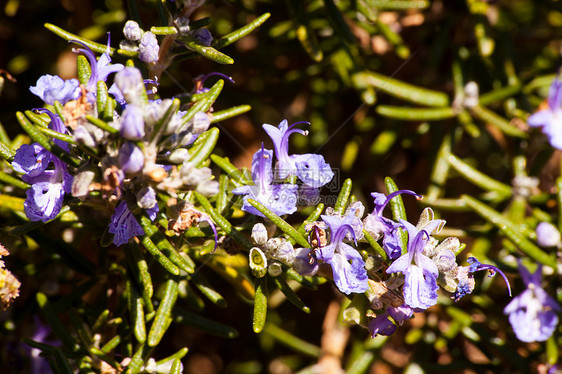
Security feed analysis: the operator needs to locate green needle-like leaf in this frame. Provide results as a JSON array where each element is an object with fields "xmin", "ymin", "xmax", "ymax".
[
  {"xmin": 448, "ymin": 155, "xmax": 512, "ymax": 197},
  {"xmin": 253, "ymin": 277, "xmax": 267, "ymax": 333},
  {"xmin": 182, "ymin": 79, "xmax": 224, "ymax": 125},
  {"xmin": 376, "ymin": 105, "xmax": 456, "ymax": 121},
  {"xmin": 178, "ymin": 36, "xmax": 234, "ymax": 64},
  {"xmin": 274, "ymin": 276, "xmax": 310, "ymax": 313},
  {"xmin": 462, "ymin": 194, "xmax": 557, "ymax": 268},
  {"xmin": 147, "ymin": 278, "xmax": 178, "ymax": 347},
  {"xmin": 210, "ymin": 154, "xmax": 246, "ymax": 186},
  {"xmin": 363, "ymin": 230, "xmax": 389, "ymax": 262},
  {"xmin": 86, "ymin": 115, "xmax": 119, "ymax": 134},
  {"xmin": 354, "ymin": 71, "xmax": 449, "ymax": 107},
  {"xmin": 334, "ymin": 178, "xmax": 352, "ymax": 215},
  {"xmin": 175, "ymin": 306, "xmax": 238, "ymax": 338},
  {"xmin": 263, "ymin": 323, "xmax": 321, "ymax": 357},
  {"xmin": 214, "ymin": 13, "xmax": 271, "ymax": 49},
  {"xmin": 385, "ymin": 176, "xmax": 409, "ymax": 252},
  {"xmin": 194, "ymin": 191, "xmax": 253, "ymax": 249},
  {"xmin": 139, "ymin": 235, "xmax": 180, "ymax": 276},
  {"xmin": 470, "ymin": 105, "xmax": 527, "ymax": 138},
  {"xmin": 247, "ymin": 199, "xmax": 310, "ymax": 248},
  {"xmin": 211, "ymin": 105, "xmax": 252, "ymax": 123},
  {"xmin": 187, "ymin": 127, "xmax": 219, "ymax": 167}
]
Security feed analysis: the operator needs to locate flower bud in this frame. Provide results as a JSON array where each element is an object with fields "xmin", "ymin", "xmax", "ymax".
[
  {"xmin": 120, "ymin": 104, "xmax": 145, "ymax": 140},
  {"xmin": 249, "ymin": 247, "xmax": 267, "ymax": 278},
  {"xmin": 190, "ymin": 28, "xmax": 213, "ymax": 46},
  {"xmin": 115, "ymin": 67, "xmax": 145, "ymax": 106},
  {"xmin": 136, "ymin": 186, "xmax": 157, "ymax": 209},
  {"xmin": 174, "ymin": 17, "xmax": 190, "ymax": 34},
  {"xmin": 119, "ymin": 143, "xmax": 144, "ymax": 174},
  {"xmin": 123, "ymin": 20, "xmax": 142, "ymax": 41},
  {"xmin": 536, "ymin": 221, "xmax": 561, "ymax": 247},
  {"xmin": 139, "ymin": 32, "xmax": 160, "ymax": 63},
  {"xmin": 268, "ymin": 262, "xmax": 283, "ymax": 277},
  {"xmin": 191, "ymin": 111, "xmax": 210, "ymax": 134},
  {"xmin": 251, "ymin": 223, "xmax": 268, "ymax": 246},
  {"xmin": 167, "ymin": 148, "xmax": 189, "ymax": 164}
]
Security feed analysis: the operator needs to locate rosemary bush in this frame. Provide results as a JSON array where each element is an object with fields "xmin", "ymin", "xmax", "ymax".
[{"xmin": 0, "ymin": 0, "xmax": 561, "ymax": 373}]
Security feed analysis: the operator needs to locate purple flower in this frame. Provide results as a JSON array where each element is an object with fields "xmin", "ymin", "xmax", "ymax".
[
  {"xmin": 363, "ymin": 190, "xmax": 421, "ymax": 259},
  {"xmin": 528, "ymin": 77, "xmax": 562, "ymax": 149},
  {"xmin": 190, "ymin": 28, "xmax": 213, "ymax": 46},
  {"xmin": 109, "ymin": 200, "xmax": 159, "ymax": 246},
  {"xmin": 232, "ymin": 145, "xmax": 298, "ymax": 217},
  {"xmin": 29, "ymin": 74, "xmax": 81, "ymax": 105},
  {"xmin": 535, "ymin": 221, "xmax": 561, "ymax": 247},
  {"xmin": 451, "ymin": 256, "xmax": 512, "ymax": 302},
  {"xmin": 111, "ymin": 67, "xmax": 145, "ymax": 107},
  {"xmin": 503, "ymin": 261, "xmax": 561, "ymax": 342},
  {"xmin": 118, "ymin": 143, "xmax": 144, "ymax": 174},
  {"xmin": 262, "ymin": 120, "xmax": 334, "ymax": 187},
  {"xmin": 386, "ymin": 219, "xmax": 441, "ymax": 309},
  {"xmin": 120, "ymin": 104, "xmax": 145, "ymax": 140},
  {"xmin": 318, "ymin": 212, "xmax": 368, "ymax": 294},
  {"xmin": 293, "ymin": 247, "xmax": 319, "ymax": 276},
  {"xmin": 369, "ymin": 312, "xmax": 396, "ymax": 337},
  {"xmin": 139, "ymin": 32, "xmax": 160, "ymax": 63},
  {"xmin": 12, "ymin": 110, "xmax": 72, "ymax": 222}
]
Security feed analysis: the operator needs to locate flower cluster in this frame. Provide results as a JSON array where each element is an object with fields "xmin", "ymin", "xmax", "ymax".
[
  {"xmin": 233, "ymin": 119, "xmax": 334, "ymax": 217},
  {"xmin": 528, "ymin": 75, "xmax": 562, "ymax": 149},
  {"xmin": 12, "ymin": 38, "xmax": 219, "ymax": 248}
]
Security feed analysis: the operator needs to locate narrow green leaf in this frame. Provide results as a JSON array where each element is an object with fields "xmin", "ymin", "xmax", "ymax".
[
  {"xmin": 211, "ymin": 105, "xmax": 252, "ymax": 123},
  {"xmin": 366, "ymin": 0, "xmax": 430, "ymax": 9},
  {"xmin": 178, "ymin": 36, "xmax": 234, "ymax": 64},
  {"xmin": 285, "ymin": 268, "xmax": 319, "ymax": 290},
  {"xmin": 194, "ymin": 191, "xmax": 253, "ymax": 249},
  {"xmin": 263, "ymin": 323, "xmax": 321, "ymax": 357},
  {"xmin": 139, "ymin": 235, "xmax": 180, "ymax": 276},
  {"xmin": 363, "ymin": 230, "xmax": 389, "ymax": 262},
  {"xmin": 139, "ymin": 215, "xmax": 195, "ymax": 274},
  {"xmin": 448, "ymin": 154, "xmax": 512, "ymax": 197},
  {"xmin": 175, "ymin": 306, "xmax": 238, "ymax": 338},
  {"xmin": 76, "ymin": 55, "xmax": 91, "ymax": 85},
  {"xmin": 253, "ymin": 277, "xmax": 267, "ymax": 333},
  {"xmin": 182, "ymin": 79, "xmax": 224, "ymax": 125},
  {"xmin": 426, "ymin": 132, "xmax": 452, "ymax": 201},
  {"xmin": 86, "ymin": 115, "xmax": 119, "ymax": 134},
  {"xmin": 97, "ymin": 81, "xmax": 109, "ymax": 117},
  {"xmin": 191, "ymin": 272, "xmax": 227, "ymax": 308},
  {"xmin": 273, "ymin": 276, "xmax": 310, "ymax": 313},
  {"xmin": 376, "ymin": 105, "xmax": 456, "ymax": 121},
  {"xmin": 470, "ymin": 105, "xmax": 527, "ymax": 138},
  {"xmin": 36, "ymin": 126, "xmax": 76, "ymax": 145},
  {"xmin": 125, "ymin": 343, "xmax": 149, "ymax": 374},
  {"xmin": 247, "ymin": 199, "xmax": 310, "ymax": 248},
  {"xmin": 210, "ymin": 154, "xmax": 245, "ymax": 185},
  {"xmin": 148, "ymin": 278, "xmax": 179, "ymax": 347},
  {"xmin": 354, "ymin": 71, "xmax": 449, "ymax": 107},
  {"xmin": 155, "ymin": 348, "xmax": 189, "ymax": 366},
  {"xmin": 45, "ymin": 23, "xmax": 116, "ymax": 55},
  {"xmin": 216, "ymin": 174, "xmax": 229, "ymax": 214},
  {"xmin": 479, "ymin": 83, "xmax": 522, "ymax": 106},
  {"xmin": 170, "ymin": 359, "xmax": 182, "ymax": 374},
  {"xmin": 150, "ymin": 26, "xmax": 178, "ymax": 35},
  {"xmin": 289, "ymin": 203, "xmax": 325, "ymax": 245},
  {"xmin": 462, "ymin": 194, "xmax": 557, "ymax": 268},
  {"xmin": 546, "ymin": 335, "xmax": 559, "ymax": 365},
  {"xmin": 296, "ymin": 23, "xmax": 323, "ymax": 62},
  {"xmin": 126, "ymin": 244, "xmax": 154, "ymax": 300},
  {"xmin": 187, "ymin": 127, "xmax": 219, "ymax": 166},
  {"xmin": 101, "ymin": 335, "xmax": 121, "ymax": 354},
  {"xmin": 214, "ymin": 13, "xmax": 271, "ymax": 49},
  {"xmin": 324, "ymin": 0, "xmax": 355, "ymax": 44},
  {"xmin": 334, "ymin": 178, "xmax": 352, "ymax": 215},
  {"xmin": 0, "ymin": 141, "xmax": 15, "ymax": 161},
  {"xmin": 0, "ymin": 170, "xmax": 30, "ymax": 190},
  {"xmin": 52, "ymin": 347, "xmax": 74, "ymax": 374},
  {"xmin": 127, "ymin": 280, "xmax": 147, "ymax": 344}
]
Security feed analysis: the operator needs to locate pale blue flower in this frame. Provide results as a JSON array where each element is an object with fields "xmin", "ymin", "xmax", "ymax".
[
  {"xmin": 262, "ymin": 119, "xmax": 334, "ymax": 187},
  {"xmin": 528, "ymin": 77, "xmax": 562, "ymax": 149},
  {"xmin": 504, "ymin": 261, "xmax": 561, "ymax": 342},
  {"xmin": 29, "ymin": 74, "xmax": 81, "ymax": 105},
  {"xmin": 109, "ymin": 200, "xmax": 159, "ymax": 246},
  {"xmin": 232, "ymin": 145, "xmax": 298, "ymax": 217},
  {"xmin": 386, "ymin": 219, "xmax": 442, "ymax": 309},
  {"xmin": 318, "ymin": 212, "xmax": 368, "ymax": 294}
]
